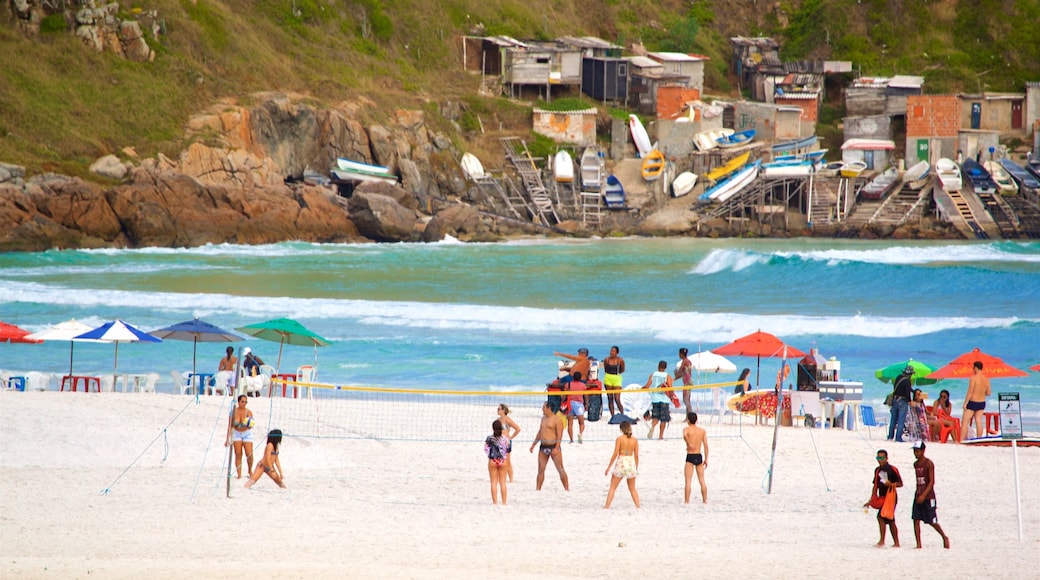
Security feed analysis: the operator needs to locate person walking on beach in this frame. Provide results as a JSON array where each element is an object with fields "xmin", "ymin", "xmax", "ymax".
[
  {"xmin": 644, "ymin": 360, "xmax": 673, "ymax": 439},
  {"xmin": 496, "ymin": 404, "xmax": 521, "ymax": 483},
  {"xmin": 484, "ymin": 420, "xmax": 510, "ymax": 505},
  {"xmin": 675, "ymin": 348, "xmax": 693, "ymax": 413},
  {"xmin": 245, "ymin": 429, "xmax": 285, "ymax": 489},
  {"xmin": 961, "ymin": 361, "xmax": 991, "ymax": 441},
  {"xmin": 604, "ymin": 421, "xmax": 640, "ymax": 509},
  {"xmin": 864, "ymin": 449, "xmax": 902, "ymax": 547},
  {"xmin": 553, "ymin": 348, "xmax": 590, "ymax": 382},
  {"xmin": 530, "ymin": 402, "xmax": 569, "ymax": 491},
  {"xmin": 225, "ymin": 394, "xmax": 255, "ymax": 478},
  {"xmin": 683, "ymin": 412, "xmax": 709, "ymax": 504},
  {"xmin": 218, "ymin": 346, "xmax": 238, "ymax": 372},
  {"xmin": 888, "ymin": 365, "xmax": 913, "ymax": 442},
  {"xmin": 602, "ymin": 346, "xmax": 626, "ymax": 416},
  {"xmin": 565, "ymin": 372, "xmax": 587, "ymax": 444},
  {"xmin": 911, "ymin": 441, "xmax": 950, "ymax": 549}
]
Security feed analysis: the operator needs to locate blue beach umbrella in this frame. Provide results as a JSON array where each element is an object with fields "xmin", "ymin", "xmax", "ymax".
[
  {"xmin": 75, "ymin": 320, "xmax": 163, "ymax": 391},
  {"xmin": 150, "ymin": 318, "xmax": 244, "ymax": 393}
]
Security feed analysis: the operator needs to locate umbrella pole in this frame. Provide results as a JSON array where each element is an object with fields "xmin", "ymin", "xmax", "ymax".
[
  {"xmin": 192, "ymin": 337, "xmax": 199, "ymax": 399},
  {"xmin": 68, "ymin": 342, "xmax": 74, "ymax": 378},
  {"xmin": 276, "ymin": 336, "xmax": 285, "ymax": 373},
  {"xmin": 112, "ymin": 342, "xmax": 120, "ymax": 394},
  {"xmin": 766, "ymin": 351, "xmax": 786, "ymax": 494}
]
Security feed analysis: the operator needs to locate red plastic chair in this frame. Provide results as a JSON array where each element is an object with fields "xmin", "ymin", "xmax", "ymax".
[{"xmin": 936, "ymin": 407, "xmax": 961, "ymax": 443}]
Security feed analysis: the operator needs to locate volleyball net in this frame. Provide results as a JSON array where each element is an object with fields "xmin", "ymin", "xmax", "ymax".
[{"xmin": 250, "ymin": 378, "xmax": 749, "ymax": 443}]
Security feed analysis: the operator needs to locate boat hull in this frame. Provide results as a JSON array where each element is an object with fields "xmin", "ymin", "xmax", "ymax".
[{"xmin": 671, "ymin": 171, "xmax": 698, "ymax": 197}]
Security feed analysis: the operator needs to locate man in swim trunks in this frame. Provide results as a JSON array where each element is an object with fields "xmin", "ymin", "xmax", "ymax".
[
  {"xmin": 960, "ymin": 361, "xmax": 991, "ymax": 441},
  {"xmin": 565, "ymin": 372, "xmax": 587, "ymax": 444},
  {"xmin": 911, "ymin": 441, "xmax": 950, "ymax": 549},
  {"xmin": 554, "ymin": 348, "xmax": 590, "ymax": 384},
  {"xmin": 530, "ymin": 402, "xmax": 569, "ymax": 491},
  {"xmin": 682, "ymin": 412, "xmax": 709, "ymax": 504}
]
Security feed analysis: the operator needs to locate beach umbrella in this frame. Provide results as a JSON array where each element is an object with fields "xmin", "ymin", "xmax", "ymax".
[
  {"xmin": 925, "ymin": 348, "xmax": 1028, "ymax": 380},
  {"xmin": 25, "ymin": 319, "xmax": 100, "ymax": 377},
  {"xmin": 74, "ymin": 320, "xmax": 163, "ymax": 391},
  {"xmin": 235, "ymin": 317, "xmax": 331, "ymax": 372},
  {"xmin": 874, "ymin": 359, "xmax": 939, "ymax": 386},
  {"xmin": 150, "ymin": 318, "xmax": 243, "ymax": 394},
  {"xmin": 687, "ymin": 351, "xmax": 737, "ymax": 373},
  {"xmin": 1030, "ymin": 364, "xmax": 1040, "ymax": 372},
  {"xmin": 712, "ymin": 330, "xmax": 805, "ymax": 389},
  {"xmin": 0, "ymin": 321, "xmax": 41, "ymax": 344}
]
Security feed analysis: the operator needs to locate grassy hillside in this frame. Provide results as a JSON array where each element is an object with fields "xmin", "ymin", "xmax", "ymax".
[{"xmin": 1, "ymin": 0, "xmax": 1037, "ymax": 175}]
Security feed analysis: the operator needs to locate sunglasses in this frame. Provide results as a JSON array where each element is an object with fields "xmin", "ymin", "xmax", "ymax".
[{"xmin": 876, "ymin": 455, "xmax": 887, "ymax": 460}]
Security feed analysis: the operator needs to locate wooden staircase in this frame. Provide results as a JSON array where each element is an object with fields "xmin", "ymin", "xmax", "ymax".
[
  {"xmin": 809, "ymin": 179, "xmax": 838, "ymax": 225},
  {"xmin": 947, "ymin": 189, "xmax": 989, "ymax": 239},
  {"xmin": 501, "ymin": 137, "xmax": 559, "ymax": 226}
]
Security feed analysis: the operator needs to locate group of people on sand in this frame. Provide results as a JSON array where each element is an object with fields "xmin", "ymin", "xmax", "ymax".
[
  {"xmin": 888, "ymin": 361, "xmax": 992, "ymax": 443},
  {"xmin": 225, "ymin": 394, "xmax": 285, "ymax": 489},
  {"xmin": 483, "ymin": 400, "xmax": 710, "ymax": 508},
  {"xmin": 864, "ymin": 442, "xmax": 950, "ymax": 550}
]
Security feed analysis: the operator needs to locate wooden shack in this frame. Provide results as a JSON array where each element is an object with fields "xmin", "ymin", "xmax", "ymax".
[
  {"xmin": 646, "ymin": 51, "xmax": 707, "ymax": 91},
  {"xmin": 460, "ymin": 35, "xmax": 582, "ymax": 100},
  {"xmin": 581, "ymin": 57, "xmax": 629, "ymax": 102},
  {"xmin": 730, "ymin": 36, "xmax": 781, "ymax": 87},
  {"xmin": 959, "ymin": 92, "xmax": 1028, "ymax": 134}
]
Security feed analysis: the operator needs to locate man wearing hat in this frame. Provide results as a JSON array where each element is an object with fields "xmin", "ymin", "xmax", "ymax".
[
  {"xmin": 887, "ymin": 365, "xmax": 914, "ymax": 442},
  {"xmin": 242, "ymin": 347, "xmax": 265, "ymax": 378},
  {"xmin": 911, "ymin": 441, "xmax": 950, "ymax": 549}
]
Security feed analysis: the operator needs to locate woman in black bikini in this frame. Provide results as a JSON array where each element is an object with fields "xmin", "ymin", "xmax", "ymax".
[
  {"xmin": 245, "ymin": 429, "xmax": 285, "ymax": 489},
  {"xmin": 602, "ymin": 346, "xmax": 625, "ymax": 416}
]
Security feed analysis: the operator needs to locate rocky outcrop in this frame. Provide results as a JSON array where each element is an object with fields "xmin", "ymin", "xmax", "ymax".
[
  {"xmin": 348, "ymin": 190, "xmax": 420, "ymax": 243},
  {"xmin": 9, "ymin": 0, "xmax": 158, "ymax": 62}
]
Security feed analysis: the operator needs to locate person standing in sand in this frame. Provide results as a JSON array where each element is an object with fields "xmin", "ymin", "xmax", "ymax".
[
  {"xmin": 682, "ymin": 412, "xmax": 709, "ymax": 504},
  {"xmin": 529, "ymin": 402, "xmax": 569, "ymax": 491},
  {"xmin": 864, "ymin": 448, "xmax": 902, "ymax": 547},
  {"xmin": 644, "ymin": 360, "xmax": 673, "ymax": 439},
  {"xmin": 484, "ymin": 420, "xmax": 510, "ymax": 505},
  {"xmin": 911, "ymin": 441, "xmax": 950, "ymax": 549},
  {"xmin": 496, "ymin": 404, "xmax": 521, "ymax": 483},
  {"xmin": 961, "ymin": 361, "xmax": 991, "ymax": 441},
  {"xmin": 225, "ymin": 394, "xmax": 255, "ymax": 478},
  {"xmin": 245, "ymin": 429, "xmax": 285, "ymax": 489},
  {"xmin": 565, "ymin": 372, "xmax": 587, "ymax": 444},
  {"xmin": 602, "ymin": 346, "xmax": 626, "ymax": 416},
  {"xmin": 554, "ymin": 348, "xmax": 590, "ymax": 383},
  {"xmin": 604, "ymin": 421, "xmax": 640, "ymax": 509},
  {"xmin": 675, "ymin": 348, "xmax": 693, "ymax": 413},
  {"xmin": 218, "ymin": 346, "xmax": 237, "ymax": 372}
]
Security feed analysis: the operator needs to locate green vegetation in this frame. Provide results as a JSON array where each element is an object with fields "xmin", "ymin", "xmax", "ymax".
[{"xmin": 1, "ymin": 0, "xmax": 1037, "ymax": 174}]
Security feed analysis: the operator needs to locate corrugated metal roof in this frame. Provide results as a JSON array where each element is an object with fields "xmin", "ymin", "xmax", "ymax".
[
  {"xmin": 533, "ymin": 108, "xmax": 598, "ymax": 115},
  {"xmin": 889, "ymin": 75, "xmax": 924, "ymax": 89},
  {"xmin": 648, "ymin": 51, "xmax": 705, "ymax": 62},
  {"xmin": 730, "ymin": 36, "xmax": 780, "ymax": 49},
  {"xmin": 555, "ymin": 36, "xmax": 621, "ymax": 50},
  {"xmin": 629, "ymin": 56, "xmax": 662, "ymax": 69},
  {"xmin": 1026, "ymin": 81, "xmax": 1040, "ymax": 88},
  {"xmin": 776, "ymin": 92, "xmax": 819, "ymax": 100}
]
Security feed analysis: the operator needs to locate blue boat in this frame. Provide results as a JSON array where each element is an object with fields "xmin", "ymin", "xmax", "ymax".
[
  {"xmin": 999, "ymin": 158, "xmax": 1040, "ymax": 190},
  {"xmin": 771, "ymin": 135, "xmax": 818, "ymax": 154},
  {"xmin": 604, "ymin": 174, "xmax": 625, "ymax": 209},
  {"xmin": 961, "ymin": 159, "xmax": 997, "ymax": 194},
  {"xmin": 699, "ymin": 160, "xmax": 762, "ymax": 202},
  {"xmin": 715, "ymin": 129, "xmax": 756, "ymax": 148}
]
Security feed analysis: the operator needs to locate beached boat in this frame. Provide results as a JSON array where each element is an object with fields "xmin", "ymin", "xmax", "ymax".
[
  {"xmin": 774, "ymin": 149, "xmax": 827, "ymax": 164},
  {"xmin": 704, "ymin": 151, "xmax": 751, "ymax": 183},
  {"xmin": 936, "ymin": 158, "xmax": 962, "ymax": 192},
  {"xmin": 331, "ymin": 157, "xmax": 397, "ymax": 185},
  {"xmin": 553, "ymin": 150, "xmax": 574, "ymax": 183},
  {"xmin": 460, "ymin": 153, "xmax": 486, "ymax": 181},
  {"xmin": 839, "ymin": 160, "xmax": 867, "ymax": 178},
  {"xmin": 859, "ymin": 167, "xmax": 900, "ymax": 200},
  {"xmin": 579, "ymin": 147, "xmax": 603, "ymax": 190},
  {"xmin": 961, "ymin": 158, "xmax": 996, "ymax": 195},
  {"xmin": 999, "ymin": 158, "xmax": 1040, "ymax": 191},
  {"xmin": 762, "ymin": 159, "xmax": 813, "ymax": 178},
  {"xmin": 641, "ymin": 149, "xmax": 665, "ymax": 181},
  {"xmin": 700, "ymin": 160, "xmax": 761, "ymax": 203},
  {"xmin": 302, "ymin": 168, "xmax": 332, "ymax": 186},
  {"xmin": 771, "ymin": 135, "xmax": 818, "ymax": 156},
  {"xmin": 671, "ymin": 171, "xmax": 698, "ymax": 197},
  {"xmin": 1026, "ymin": 159, "xmax": 1040, "ymax": 182},
  {"xmin": 817, "ymin": 161, "xmax": 845, "ymax": 177},
  {"xmin": 983, "ymin": 160, "xmax": 1018, "ymax": 194},
  {"xmin": 715, "ymin": 129, "xmax": 756, "ymax": 148},
  {"xmin": 628, "ymin": 114, "xmax": 652, "ymax": 158},
  {"xmin": 903, "ymin": 160, "xmax": 930, "ymax": 190},
  {"xmin": 604, "ymin": 174, "xmax": 625, "ymax": 208},
  {"xmin": 693, "ymin": 130, "xmax": 717, "ymax": 152}
]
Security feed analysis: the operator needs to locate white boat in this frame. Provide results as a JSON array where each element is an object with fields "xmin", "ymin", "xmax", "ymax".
[
  {"xmin": 774, "ymin": 149, "xmax": 827, "ymax": 164},
  {"xmin": 859, "ymin": 167, "xmax": 899, "ymax": 200},
  {"xmin": 460, "ymin": 153, "xmax": 486, "ymax": 180},
  {"xmin": 936, "ymin": 158, "xmax": 962, "ymax": 192},
  {"xmin": 693, "ymin": 131, "xmax": 717, "ymax": 152},
  {"xmin": 839, "ymin": 160, "xmax": 867, "ymax": 178},
  {"xmin": 628, "ymin": 114, "xmax": 652, "ymax": 158},
  {"xmin": 983, "ymin": 160, "xmax": 1017, "ymax": 194},
  {"xmin": 903, "ymin": 160, "xmax": 930, "ymax": 190},
  {"xmin": 671, "ymin": 171, "xmax": 698, "ymax": 197},
  {"xmin": 701, "ymin": 161, "xmax": 761, "ymax": 203},
  {"xmin": 762, "ymin": 159, "xmax": 813, "ymax": 178},
  {"xmin": 337, "ymin": 157, "xmax": 390, "ymax": 174},
  {"xmin": 580, "ymin": 148, "xmax": 603, "ymax": 190},
  {"xmin": 331, "ymin": 157, "xmax": 397, "ymax": 185},
  {"xmin": 553, "ymin": 150, "xmax": 574, "ymax": 183}
]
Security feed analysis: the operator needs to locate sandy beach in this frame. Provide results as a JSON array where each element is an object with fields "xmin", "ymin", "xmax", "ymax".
[{"xmin": 2, "ymin": 390, "xmax": 1038, "ymax": 579}]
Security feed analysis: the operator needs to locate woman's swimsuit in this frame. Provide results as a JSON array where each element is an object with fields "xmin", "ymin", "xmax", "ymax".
[{"xmin": 612, "ymin": 453, "xmax": 637, "ymax": 479}]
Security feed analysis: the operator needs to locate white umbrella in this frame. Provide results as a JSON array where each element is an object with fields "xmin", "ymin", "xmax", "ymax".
[
  {"xmin": 26, "ymin": 319, "xmax": 103, "ymax": 377},
  {"xmin": 687, "ymin": 351, "xmax": 737, "ymax": 373},
  {"xmin": 74, "ymin": 320, "xmax": 163, "ymax": 391}
]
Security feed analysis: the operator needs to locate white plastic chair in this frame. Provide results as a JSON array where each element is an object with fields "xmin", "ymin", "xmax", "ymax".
[
  {"xmin": 709, "ymin": 388, "xmax": 736, "ymax": 425},
  {"xmin": 239, "ymin": 367, "xmax": 265, "ymax": 397},
  {"xmin": 138, "ymin": 372, "xmax": 160, "ymax": 393},
  {"xmin": 25, "ymin": 371, "xmax": 52, "ymax": 391},
  {"xmin": 171, "ymin": 370, "xmax": 193, "ymax": 395},
  {"xmin": 209, "ymin": 370, "xmax": 233, "ymax": 396},
  {"xmin": 295, "ymin": 365, "xmax": 316, "ymax": 399},
  {"xmin": 99, "ymin": 375, "xmax": 116, "ymax": 393}
]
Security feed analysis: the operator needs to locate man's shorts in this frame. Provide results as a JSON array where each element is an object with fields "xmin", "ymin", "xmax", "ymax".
[
  {"xmin": 569, "ymin": 401, "xmax": 586, "ymax": 417},
  {"xmin": 651, "ymin": 402, "xmax": 671, "ymax": 422},
  {"xmin": 911, "ymin": 499, "xmax": 938, "ymax": 524}
]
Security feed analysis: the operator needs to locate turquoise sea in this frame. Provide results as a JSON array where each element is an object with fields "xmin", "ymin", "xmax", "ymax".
[{"xmin": 2, "ymin": 238, "xmax": 1039, "ymax": 430}]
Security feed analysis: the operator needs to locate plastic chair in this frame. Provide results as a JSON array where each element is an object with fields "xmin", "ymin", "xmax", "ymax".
[
  {"xmin": 209, "ymin": 370, "xmax": 233, "ymax": 396},
  {"xmin": 25, "ymin": 371, "xmax": 52, "ymax": 391},
  {"xmin": 296, "ymin": 365, "xmax": 316, "ymax": 399},
  {"xmin": 860, "ymin": 405, "xmax": 888, "ymax": 439},
  {"xmin": 99, "ymin": 375, "xmax": 116, "ymax": 393},
  {"xmin": 137, "ymin": 372, "xmax": 160, "ymax": 393},
  {"xmin": 936, "ymin": 407, "xmax": 961, "ymax": 443},
  {"xmin": 708, "ymin": 387, "xmax": 735, "ymax": 425},
  {"xmin": 239, "ymin": 367, "xmax": 265, "ymax": 397},
  {"xmin": 171, "ymin": 370, "xmax": 193, "ymax": 395}
]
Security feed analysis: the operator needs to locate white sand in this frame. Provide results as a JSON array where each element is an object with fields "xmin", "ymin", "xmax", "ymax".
[{"xmin": 2, "ymin": 391, "xmax": 1039, "ymax": 579}]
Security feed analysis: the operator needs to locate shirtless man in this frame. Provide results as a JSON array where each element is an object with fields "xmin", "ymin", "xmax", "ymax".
[
  {"xmin": 682, "ymin": 412, "xmax": 709, "ymax": 504},
  {"xmin": 554, "ymin": 348, "xmax": 590, "ymax": 383},
  {"xmin": 960, "ymin": 361, "xmax": 991, "ymax": 441},
  {"xmin": 529, "ymin": 402, "xmax": 569, "ymax": 491}
]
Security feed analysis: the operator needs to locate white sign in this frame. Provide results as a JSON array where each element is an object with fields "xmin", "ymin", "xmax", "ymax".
[{"xmin": 998, "ymin": 392, "xmax": 1022, "ymax": 439}]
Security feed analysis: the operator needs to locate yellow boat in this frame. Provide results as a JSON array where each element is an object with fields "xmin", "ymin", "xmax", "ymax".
[
  {"xmin": 704, "ymin": 151, "xmax": 751, "ymax": 183},
  {"xmin": 641, "ymin": 149, "xmax": 665, "ymax": 181}
]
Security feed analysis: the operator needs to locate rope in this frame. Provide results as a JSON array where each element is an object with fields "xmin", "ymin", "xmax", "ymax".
[
  {"xmin": 806, "ymin": 425, "xmax": 833, "ymax": 492},
  {"xmin": 100, "ymin": 397, "xmax": 196, "ymax": 496},
  {"xmin": 191, "ymin": 394, "xmax": 235, "ymax": 501}
]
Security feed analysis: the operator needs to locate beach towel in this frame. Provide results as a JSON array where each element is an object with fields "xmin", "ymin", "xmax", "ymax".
[{"xmin": 608, "ymin": 413, "xmax": 638, "ymax": 425}]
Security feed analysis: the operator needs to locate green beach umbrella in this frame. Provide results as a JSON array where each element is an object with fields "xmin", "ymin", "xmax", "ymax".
[
  {"xmin": 235, "ymin": 317, "xmax": 332, "ymax": 372},
  {"xmin": 874, "ymin": 359, "xmax": 939, "ymax": 386}
]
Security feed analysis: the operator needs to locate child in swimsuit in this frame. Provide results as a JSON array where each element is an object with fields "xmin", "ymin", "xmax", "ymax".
[
  {"xmin": 245, "ymin": 429, "xmax": 285, "ymax": 489},
  {"xmin": 485, "ymin": 420, "xmax": 510, "ymax": 505}
]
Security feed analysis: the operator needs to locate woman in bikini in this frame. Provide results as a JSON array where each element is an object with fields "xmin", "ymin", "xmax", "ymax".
[
  {"xmin": 928, "ymin": 389, "xmax": 954, "ymax": 441},
  {"xmin": 218, "ymin": 346, "xmax": 237, "ymax": 372},
  {"xmin": 604, "ymin": 421, "xmax": 640, "ymax": 509},
  {"xmin": 225, "ymin": 394, "xmax": 255, "ymax": 478},
  {"xmin": 602, "ymin": 346, "xmax": 626, "ymax": 416},
  {"xmin": 245, "ymin": 429, "xmax": 285, "ymax": 489},
  {"xmin": 484, "ymin": 420, "xmax": 510, "ymax": 505},
  {"xmin": 496, "ymin": 404, "xmax": 521, "ymax": 483}
]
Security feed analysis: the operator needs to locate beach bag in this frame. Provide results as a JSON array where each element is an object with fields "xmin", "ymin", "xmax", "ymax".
[
  {"xmin": 485, "ymin": 436, "xmax": 503, "ymax": 461},
  {"xmin": 868, "ymin": 494, "xmax": 885, "ymax": 510},
  {"xmin": 883, "ymin": 391, "xmax": 894, "ymax": 407},
  {"xmin": 880, "ymin": 489, "xmax": 897, "ymax": 520},
  {"xmin": 587, "ymin": 392, "xmax": 603, "ymax": 422}
]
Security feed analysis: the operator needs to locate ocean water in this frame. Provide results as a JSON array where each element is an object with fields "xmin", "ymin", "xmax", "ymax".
[{"xmin": 2, "ymin": 238, "xmax": 1038, "ymax": 431}]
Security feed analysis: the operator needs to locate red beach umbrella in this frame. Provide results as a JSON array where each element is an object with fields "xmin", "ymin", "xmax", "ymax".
[
  {"xmin": 1030, "ymin": 364, "xmax": 1040, "ymax": 372},
  {"xmin": 0, "ymin": 321, "xmax": 42, "ymax": 344},
  {"xmin": 712, "ymin": 329, "xmax": 805, "ymax": 388},
  {"xmin": 925, "ymin": 348, "xmax": 1028, "ymax": 380}
]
